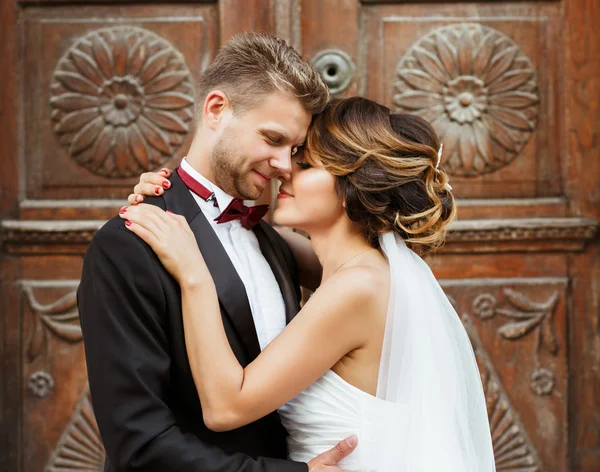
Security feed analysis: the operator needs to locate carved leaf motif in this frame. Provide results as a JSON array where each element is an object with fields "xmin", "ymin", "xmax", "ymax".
[
  {"xmin": 498, "ymin": 314, "xmax": 544, "ymax": 340},
  {"xmin": 112, "ymin": 35, "xmax": 129, "ymax": 77},
  {"xmin": 70, "ymin": 117, "xmax": 104, "ymax": 155},
  {"xmin": 55, "ymin": 109, "xmax": 99, "ymax": 134},
  {"xmin": 485, "ymin": 118, "xmax": 519, "ymax": 152},
  {"xmin": 92, "ymin": 127, "xmax": 113, "ymax": 168},
  {"xmin": 129, "ymin": 40, "xmax": 149, "ymax": 77},
  {"xmin": 92, "ymin": 34, "xmax": 113, "ymax": 79},
  {"xmin": 114, "ymin": 127, "xmax": 130, "ymax": 174},
  {"xmin": 137, "ymin": 115, "xmax": 171, "ymax": 154},
  {"xmin": 503, "ymin": 288, "xmax": 539, "ymax": 312},
  {"xmin": 496, "ymin": 308, "xmax": 540, "ymax": 320},
  {"xmin": 144, "ymin": 109, "xmax": 188, "ymax": 133},
  {"xmin": 489, "ymin": 91, "xmax": 538, "ymax": 109},
  {"xmin": 139, "ymin": 48, "xmax": 171, "ymax": 85},
  {"xmin": 41, "ymin": 315, "xmax": 82, "ymax": 343},
  {"xmin": 472, "ymin": 32, "xmax": 495, "ymax": 76},
  {"xmin": 144, "ymin": 71, "xmax": 189, "ymax": 95},
  {"xmin": 129, "ymin": 124, "xmax": 149, "ymax": 168},
  {"xmin": 50, "ymin": 26, "xmax": 194, "ymax": 178},
  {"xmin": 457, "ymin": 27, "xmax": 474, "ymax": 75},
  {"xmin": 50, "ymin": 94, "xmax": 98, "ymax": 111},
  {"xmin": 473, "ymin": 120, "xmax": 493, "ymax": 162},
  {"xmin": 54, "ymin": 72, "xmax": 99, "ymax": 96},
  {"xmin": 484, "ymin": 46, "xmax": 519, "ymax": 85},
  {"xmin": 145, "ymin": 92, "xmax": 194, "ymax": 110},
  {"xmin": 69, "ymin": 49, "xmax": 104, "ymax": 86},
  {"xmin": 413, "ymin": 46, "xmax": 448, "ymax": 84},
  {"xmin": 488, "ymin": 106, "xmax": 534, "ymax": 131},
  {"xmin": 393, "ymin": 91, "xmax": 441, "ymax": 110},
  {"xmin": 435, "ymin": 33, "xmax": 457, "ymax": 78}
]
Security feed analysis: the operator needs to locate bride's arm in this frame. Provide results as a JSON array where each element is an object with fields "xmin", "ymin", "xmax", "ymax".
[{"xmin": 121, "ymin": 204, "xmax": 374, "ymax": 432}]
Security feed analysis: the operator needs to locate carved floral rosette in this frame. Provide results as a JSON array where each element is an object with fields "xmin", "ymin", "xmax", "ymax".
[
  {"xmin": 50, "ymin": 26, "xmax": 195, "ymax": 178},
  {"xmin": 394, "ymin": 24, "xmax": 539, "ymax": 177}
]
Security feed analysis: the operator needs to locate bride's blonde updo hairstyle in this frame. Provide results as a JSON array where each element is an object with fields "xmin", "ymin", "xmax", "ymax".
[{"xmin": 305, "ymin": 97, "xmax": 456, "ymax": 255}]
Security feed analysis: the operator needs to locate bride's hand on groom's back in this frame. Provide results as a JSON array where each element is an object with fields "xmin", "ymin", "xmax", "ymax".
[
  {"xmin": 308, "ymin": 435, "xmax": 358, "ymax": 472},
  {"xmin": 128, "ymin": 168, "xmax": 173, "ymax": 205}
]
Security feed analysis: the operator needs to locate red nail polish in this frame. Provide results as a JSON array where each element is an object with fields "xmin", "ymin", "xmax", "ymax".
[
  {"xmin": 160, "ymin": 169, "xmax": 169, "ymax": 176},
  {"xmin": 125, "ymin": 220, "xmax": 132, "ymax": 227},
  {"xmin": 135, "ymin": 195, "xmax": 142, "ymax": 203},
  {"xmin": 162, "ymin": 181, "xmax": 170, "ymax": 189},
  {"xmin": 119, "ymin": 207, "xmax": 127, "ymax": 214},
  {"xmin": 166, "ymin": 210, "xmax": 173, "ymax": 214},
  {"xmin": 154, "ymin": 187, "xmax": 161, "ymax": 195}
]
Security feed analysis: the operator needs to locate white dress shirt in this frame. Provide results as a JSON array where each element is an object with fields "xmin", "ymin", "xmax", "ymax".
[{"xmin": 180, "ymin": 158, "xmax": 287, "ymax": 351}]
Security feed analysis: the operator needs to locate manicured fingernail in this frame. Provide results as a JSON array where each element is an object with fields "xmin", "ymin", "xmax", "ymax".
[
  {"xmin": 160, "ymin": 169, "xmax": 169, "ymax": 176},
  {"xmin": 125, "ymin": 220, "xmax": 132, "ymax": 227},
  {"xmin": 119, "ymin": 207, "xmax": 127, "ymax": 214},
  {"xmin": 162, "ymin": 180, "xmax": 170, "ymax": 189},
  {"xmin": 166, "ymin": 210, "xmax": 173, "ymax": 214},
  {"xmin": 347, "ymin": 435, "xmax": 358, "ymax": 447},
  {"xmin": 135, "ymin": 195, "xmax": 143, "ymax": 203},
  {"xmin": 154, "ymin": 187, "xmax": 161, "ymax": 195}
]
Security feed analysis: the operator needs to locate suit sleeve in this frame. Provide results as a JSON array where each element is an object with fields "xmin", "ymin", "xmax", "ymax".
[{"xmin": 77, "ymin": 223, "xmax": 307, "ymax": 472}]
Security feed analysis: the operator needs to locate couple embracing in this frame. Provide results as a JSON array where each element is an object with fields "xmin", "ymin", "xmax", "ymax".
[{"xmin": 78, "ymin": 33, "xmax": 495, "ymax": 471}]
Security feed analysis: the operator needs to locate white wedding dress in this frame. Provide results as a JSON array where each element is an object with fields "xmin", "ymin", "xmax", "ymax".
[
  {"xmin": 277, "ymin": 233, "xmax": 496, "ymax": 472},
  {"xmin": 278, "ymin": 369, "xmax": 407, "ymax": 471}
]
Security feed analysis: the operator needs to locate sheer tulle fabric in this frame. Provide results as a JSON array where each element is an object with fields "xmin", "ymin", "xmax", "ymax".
[
  {"xmin": 278, "ymin": 232, "xmax": 495, "ymax": 471},
  {"xmin": 375, "ymin": 232, "xmax": 495, "ymax": 471}
]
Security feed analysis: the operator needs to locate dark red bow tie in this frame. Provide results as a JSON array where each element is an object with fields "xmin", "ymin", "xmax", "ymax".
[{"xmin": 177, "ymin": 166, "xmax": 269, "ymax": 230}]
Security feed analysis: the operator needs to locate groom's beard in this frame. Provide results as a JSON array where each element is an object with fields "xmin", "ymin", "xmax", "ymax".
[{"xmin": 210, "ymin": 133, "xmax": 259, "ymax": 201}]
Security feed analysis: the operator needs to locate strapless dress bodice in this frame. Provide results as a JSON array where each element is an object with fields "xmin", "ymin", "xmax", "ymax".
[{"xmin": 277, "ymin": 369, "xmax": 409, "ymax": 472}]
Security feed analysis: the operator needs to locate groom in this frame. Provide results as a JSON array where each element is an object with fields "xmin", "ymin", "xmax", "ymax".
[{"xmin": 77, "ymin": 33, "xmax": 357, "ymax": 471}]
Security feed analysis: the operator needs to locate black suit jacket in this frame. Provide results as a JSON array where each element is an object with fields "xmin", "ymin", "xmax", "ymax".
[{"xmin": 77, "ymin": 171, "xmax": 307, "ymax": 472}]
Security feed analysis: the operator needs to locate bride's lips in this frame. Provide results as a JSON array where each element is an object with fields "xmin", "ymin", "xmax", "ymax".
[{"xmin": 277, "ymin": 188, "xmax": 293, "ymax": 199}]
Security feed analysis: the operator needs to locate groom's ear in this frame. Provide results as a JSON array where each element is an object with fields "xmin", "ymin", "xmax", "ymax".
[{"xmin": 203, "ymin": 90, "xmax": 230, "ymax": 130}]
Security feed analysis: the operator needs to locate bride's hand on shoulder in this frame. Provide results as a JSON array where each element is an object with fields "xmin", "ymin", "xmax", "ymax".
[
  {"xmin": 119, "ymin": 204, "xmax": 210, "ymax": 287},
  {"xmin": 127, "ymin": 168, "xmax": 173, "ymax": 205}
]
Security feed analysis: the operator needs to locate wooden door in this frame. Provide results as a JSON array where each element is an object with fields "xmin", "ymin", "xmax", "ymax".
[{"xmin": 1, "ymin": 1, "xmax": 598, "ymax": 471}]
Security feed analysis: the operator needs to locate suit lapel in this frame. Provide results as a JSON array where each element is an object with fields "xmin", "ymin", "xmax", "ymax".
[
  {"xmin": 253, "ymin": 221, "xmax": 300, "ymax": 324},
  {"xmin": 164, "ymin": 172, "xmax": 262, "ymax": 360}
]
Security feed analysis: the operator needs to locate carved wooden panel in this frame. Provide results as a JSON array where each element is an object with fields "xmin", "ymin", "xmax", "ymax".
[
  {"xmin": 441, "ymin": 278, "xmax": 569, "ymax": 471},
  {"xmin": 361, "ymin": 2, "xmax": 561, "ymax": 199},
  {"xmin": 21, "ymin": 4, "xmax": 218, "ymax": 199}
]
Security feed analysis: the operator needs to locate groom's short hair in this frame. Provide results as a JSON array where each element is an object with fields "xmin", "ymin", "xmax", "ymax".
[{"xmin": 195, "ymin": 33, "xmax": 329, "ymax": 120}]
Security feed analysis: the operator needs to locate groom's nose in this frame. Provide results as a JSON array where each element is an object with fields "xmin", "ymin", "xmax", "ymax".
[{"xmin": 269, "ymin": 148, "xmax": 292, "ymax": 176}]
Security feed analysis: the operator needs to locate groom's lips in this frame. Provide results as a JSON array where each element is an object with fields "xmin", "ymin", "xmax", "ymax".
[{"xmin": 253, "ymin": 170, "xmax": 272, "ymax": 183}]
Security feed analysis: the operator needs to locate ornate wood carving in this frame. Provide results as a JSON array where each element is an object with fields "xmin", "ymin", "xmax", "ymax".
[
  {"xmin": 463, "ymin": 315, "xmax": 541, "ymax": 471},
  {"xmin": 394, "ymin": 23, "xmax": 539, "ymax": 177},
  {"xmin": 45, "ymin": 387, "xmax": 105, "ymax": 471},
  {"xmin": 50, "ymin": 26, "xmax": 195, "ymax": 178},
  {"xmin": 471, "ymin": 288, "xmax": 560, "ymax": 395},
  {"xmin": 21, "ymin": 281, "xmax": 81, "ymax": 366}
]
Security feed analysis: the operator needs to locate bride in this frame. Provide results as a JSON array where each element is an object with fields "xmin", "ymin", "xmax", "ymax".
[{"xmin": 121, "ymin": 97, "xmax": 496, "ymax": 471}]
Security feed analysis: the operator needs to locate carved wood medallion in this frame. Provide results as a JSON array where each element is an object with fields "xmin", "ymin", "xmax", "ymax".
[{"xmin": 50, "ymin": 26, "xmax": 195, "ymax": 178}]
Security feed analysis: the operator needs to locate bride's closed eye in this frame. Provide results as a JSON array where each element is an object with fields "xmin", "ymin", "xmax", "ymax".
[{"xmin": 295, "ymin": 161, "xmax": 312, "ymax": 170}]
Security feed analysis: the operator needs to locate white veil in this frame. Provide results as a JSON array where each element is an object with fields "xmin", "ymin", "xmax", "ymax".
[{"xmin": 376, "ymin": 232, "xmax": 496, "ymax": 471}]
